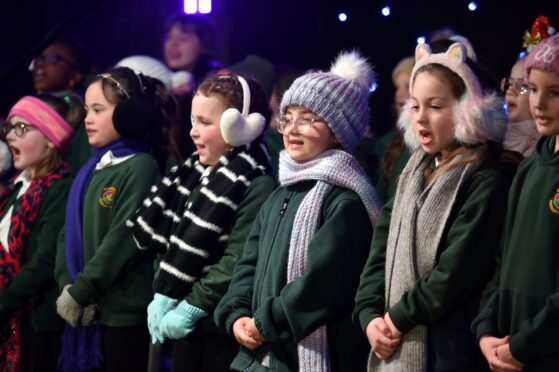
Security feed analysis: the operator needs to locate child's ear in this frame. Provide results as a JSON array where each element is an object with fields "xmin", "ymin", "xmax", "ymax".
[{"xmin": 47, "ymin": 141, "xmax": 55, "ymax": 149}]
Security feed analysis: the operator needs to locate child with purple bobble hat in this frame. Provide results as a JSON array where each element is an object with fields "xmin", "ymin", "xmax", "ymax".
[
  {"xmin": 473, "ymin": 32, "xmax": 559, "ymax": 371},
  {"xmin": 215, "ymin": 51, "xmax": 381, "ymax": 371}
]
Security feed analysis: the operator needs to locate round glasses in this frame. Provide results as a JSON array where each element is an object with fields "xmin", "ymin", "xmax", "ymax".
[
  {"xmin": 500, "ymin": 77, "xmax": 529, "ymax": 95},
  {"xmin": 276, "ymin": 116, "xmax": 323, "ymax": 134},
  {"xmin": 1, "ymin": 122, "xmax": 36, "ymax": 138}
]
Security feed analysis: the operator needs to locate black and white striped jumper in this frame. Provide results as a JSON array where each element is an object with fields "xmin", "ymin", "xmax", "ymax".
[{"xmin": 127, "ymin": 143, "xmax": 271, "ymax": 299}]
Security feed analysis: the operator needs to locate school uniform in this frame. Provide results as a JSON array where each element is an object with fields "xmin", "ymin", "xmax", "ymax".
[
  {"xmin": 0, "ymin": 171, "xmax": 72, "ymax": 371},
  {"xmin": 215, "ymin": 178, "xmax": 374, "ymax": 372},
  {"xmin": 55, "ymin": 152, "xmax": 160, "ymax": 369},
  {"xmin": 473, "ymin": 136, "xmax": 559, "ymax": 370},
  {"xmin": 354, "ymin": 153, "xmax": 517, "ymax": 371}
]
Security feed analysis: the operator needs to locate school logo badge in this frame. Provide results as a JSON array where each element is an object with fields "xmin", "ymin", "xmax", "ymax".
[
  {"xmin": 99, "ymin": 186, "xmax": 116, "ymax": 208},
  {"xmin": 549, "ymin": 187, "xmax": 559, "ymax": 215}
]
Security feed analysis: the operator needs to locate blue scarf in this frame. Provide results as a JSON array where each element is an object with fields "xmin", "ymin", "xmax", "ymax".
[{"xmin": 59, "ymin": 139, "xmax": 148, "ymax": 371}]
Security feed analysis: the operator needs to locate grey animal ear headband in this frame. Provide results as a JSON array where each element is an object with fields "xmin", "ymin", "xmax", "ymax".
[{"xmin": 98, "ymin": 71, "xmax": 145, "ymax": 98}]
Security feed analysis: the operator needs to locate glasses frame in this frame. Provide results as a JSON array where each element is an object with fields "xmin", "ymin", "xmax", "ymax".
[
  {"xmin": 500, "ymin": 77, "xmax": 529, "ymax": 95},
  {"xmin": 1, "ymin": 122, "xmax": 36, "ymax": 138},
  {"xmin": 28, "ymin": 53, "xmax": 76, "ymax": 72},
  {"xmin": 276, "ymin": 115, "xmax": 324, "ymax": 134}
]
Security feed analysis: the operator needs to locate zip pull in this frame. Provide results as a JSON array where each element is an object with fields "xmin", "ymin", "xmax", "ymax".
[{"xmin": 279, "ymin": 197, "xmax": 290, "ymax": 216}]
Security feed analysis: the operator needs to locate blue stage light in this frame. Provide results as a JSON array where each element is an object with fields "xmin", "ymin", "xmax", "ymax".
[{"xmin": 468, "ymin": 2, "xmax": 478, "ymax": 11}]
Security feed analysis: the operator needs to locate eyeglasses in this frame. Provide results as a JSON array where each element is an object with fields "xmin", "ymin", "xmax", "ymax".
[
  {"xmin": 500, "ymin": 77, "xmax": 529, "ymax": 95},
  {"xmin": 28, "ymin": 53, "xmax": 74, "ymax": 71},
  {"xmin": 1, "ymin": 122, "xmax": 36, "ymax": 138},
  {"xmin": 276, "ymin": 116, "xmax": 323, "ymax": 134}
]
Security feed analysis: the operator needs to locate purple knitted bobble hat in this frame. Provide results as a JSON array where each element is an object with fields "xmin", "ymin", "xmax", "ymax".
[{"xmin": 280, "ymin": 51, "xmax": 375, "ymax": 151}]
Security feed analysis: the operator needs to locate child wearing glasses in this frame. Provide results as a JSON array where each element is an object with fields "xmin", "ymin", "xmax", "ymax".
[
  {"xmin": 53, "ymin": 67, "xmax": 168, "ymax": 371},
  {"xmin": 30, "ymin": 37, "xmax": 94, "ymax": 175},
  {"xmin": 127, "ymin": 72, "xmax": 275, "ymax": 371},
  {"xmin": 215, "ymin": 51, "xmax": 381, "ymax": 371},
  {"xmin": 502, "ymin": 57, "xmax": 540, "ymax": 157},
  {"xmin": 473, "ymin": 33, "xmax": 559, "ymax": 371},
  {"xmin": 0, "ymin": 94, "xmax": 80, "ymax": 371},
  {"xmin": 354, "ymin": 42, "xmax": 517, "ymax": 371}
]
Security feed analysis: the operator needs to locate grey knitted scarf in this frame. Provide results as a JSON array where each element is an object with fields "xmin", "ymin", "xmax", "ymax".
[
  {"xmin": 370, "ymin": 150, "xmax": 480, "ymax": 372},
  {"xmin": 279, "ymin": 149, "xmax": 381, "ymax": 372}
]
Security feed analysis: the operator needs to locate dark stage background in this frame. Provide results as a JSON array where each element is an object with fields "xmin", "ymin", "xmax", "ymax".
[{"xmin": 1, "ymin": 0, "xmax": 558, "ymax": 136}]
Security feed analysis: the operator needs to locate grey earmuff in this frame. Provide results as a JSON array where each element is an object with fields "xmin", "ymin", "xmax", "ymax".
[{"xmin": 220, "ymin": 75, "xmax": 266, "ymax": 147}]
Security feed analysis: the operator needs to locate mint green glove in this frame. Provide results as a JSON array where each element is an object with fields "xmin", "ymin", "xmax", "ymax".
[
  {"xmin": 159, "ymin": 300, "xmax": 207, "ymax": 340},
  {"xmin": 147, "ymin": 293, "xmax": 178, "ymax": 344}
]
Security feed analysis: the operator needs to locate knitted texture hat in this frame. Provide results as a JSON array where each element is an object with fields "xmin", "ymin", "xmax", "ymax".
[
  {"xmin": 280, "ymin": 51, "xmax": 375, "ymax": 151},
  {"xmin": 525, "ymin": 33, "xmax": 559, "ymax": 77},
  {"xmin": 398, "ymin": 42, "xmax": 507, "ymax": 149}
]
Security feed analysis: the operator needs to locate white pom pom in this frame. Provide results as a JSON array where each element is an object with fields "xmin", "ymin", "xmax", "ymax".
[
  {"xmin": 171, "ymin": 71, "xmax": 194, "ymax": 89},
  {"xmin": 329, "ymin": 50, "xmax": 375, "ymax": 90}
]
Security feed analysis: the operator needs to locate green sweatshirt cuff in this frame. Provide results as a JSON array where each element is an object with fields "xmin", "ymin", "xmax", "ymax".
[
  {"xmin": 67, "ymin": 279, "xmax": 93, "ymax": 306},
  {"xmin": 473, "ymin": 322, "xmax": 499, "ymax": 341},
  {"xmin": 509, "ymin": 333, "xmax": 534, "ymax": 364},
  {"xmin": 358, "ymin": 310, "xmax": 384, "ymax": 333},
  {"xmin": 388, "ymin": 302, "xmax": 416, "ymax": 334}
]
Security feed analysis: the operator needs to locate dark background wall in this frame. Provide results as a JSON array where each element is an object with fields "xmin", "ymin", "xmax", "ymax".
[{"xmin": 1, "ymin": 0, "xmax": 558, "ymax": 135}]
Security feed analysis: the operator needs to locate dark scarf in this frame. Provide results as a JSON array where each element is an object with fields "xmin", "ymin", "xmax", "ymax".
[
  {"xmin": 128, "ymin": 143, "xmax": 270, "ymax": 299},
  {"xmin": 0, "ymin": 162, "xmax": 71, "ymax": 372},
  {"xmin": 59, "ymin": 139, "xmax": 148, "ymax": 372}
]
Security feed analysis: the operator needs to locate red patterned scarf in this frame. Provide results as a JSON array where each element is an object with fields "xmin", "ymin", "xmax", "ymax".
[{"xmin": 0, "ymin": 162, "xmax": 71, "ymax": 371}]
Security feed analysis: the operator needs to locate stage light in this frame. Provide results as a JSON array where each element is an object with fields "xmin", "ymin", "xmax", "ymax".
[
  {"xmin": 184, "ymin": 0, "xmax": 211, "ymax": 14},
  {"xmin": 417, "ymin": 36, "xmax": 426, "ymax": 44},
  {"xmin": 199, "ymin": 0, "xmax": 211, "ymax": 13},
  {"xmin": 370, "ymin": 82, "xmax": 378, "ymax": 93},
  {"xmin": 184, "ymin": 0, "xmax": 197, "ymax": 14},
  {"xmin": 338, "ymin": 13, "xmax": 348, "ymax": 22},
  {"xmin": 381, "ymin": 6, "xmax": 391, "ymax": 16},
  {"xmin": 468, "ymin": 2, "xmax": 478, "ymax": 11},
  {"xmin": 518, "ymin": 51, "xmax": 527, "ymax": 59}
]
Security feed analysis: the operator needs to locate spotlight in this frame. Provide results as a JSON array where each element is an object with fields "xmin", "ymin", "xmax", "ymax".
[
  {"xmin": 370, "ymin": 82, "xmax": 378, "ymax": 93},
  {"xmin": 417, "ymin": 36, "xmax": 426, "ymax": 44},
  {"xmin": 184, "ymin": 0, "xmax": 197, "ymax": 14},
  {"xmin": 199, "ymin": 0, "xmax": 211, "ymax": 13},
  {"xmin": 338, "ymin": 13, "xmax": 348, "ymax": 22},
  {"xmin": 518, "ymin": 51, "xmax": 527, "ymax": 59},
  {"xmin": 381, "ymin": 6, "xmax": 391, "ymax": 16},
  {"xmin": 468, "ymin": 2, "xmax": 478, "ymax": 11}
]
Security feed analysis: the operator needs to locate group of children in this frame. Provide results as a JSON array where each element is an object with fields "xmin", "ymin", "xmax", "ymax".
[{"xmin": 0, "ymin": 23, "xmax": 558, "ymax": 372}]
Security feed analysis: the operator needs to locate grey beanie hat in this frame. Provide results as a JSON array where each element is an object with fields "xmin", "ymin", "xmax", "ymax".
[{"xmin": 280, "ymin": 51, "xmax": 375, "ymax": 151}]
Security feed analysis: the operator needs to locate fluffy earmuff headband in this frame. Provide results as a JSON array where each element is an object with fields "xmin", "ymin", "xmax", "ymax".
[
  {"xmin": 220, "ymin": 75, "xmax": 267, "ymax": 147},
  {"xmin": 398, "ymin": 42, "xmax": 506, "ymax": 149}
]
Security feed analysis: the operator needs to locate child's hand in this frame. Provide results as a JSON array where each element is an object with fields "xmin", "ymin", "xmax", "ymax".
[
  {"xmin": 384, "ymin": 313, "xmax": 403, "ymax": 338},
  {"xmin": 365, "ymin": 317, "xmax": 402, "ymax": 360},
  {"xmin": 496, "ymin": 343, "xmax": 524, "ymax": 370},
  {"xmin": 232, "ymin": 317, "xmax": 263, "ymax": 350},
  {"xmin": 479, "ymin": 335, "xmax": 523, "ymax": 372},
  {"xmin": 245, "ymin": 317, "xmax": 265, "ymax": 344}
]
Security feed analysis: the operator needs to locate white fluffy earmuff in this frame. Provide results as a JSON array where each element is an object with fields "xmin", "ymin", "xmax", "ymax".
[{"xmin": 220, "ymin": 76, "xmax": 266, "ymax": 147}]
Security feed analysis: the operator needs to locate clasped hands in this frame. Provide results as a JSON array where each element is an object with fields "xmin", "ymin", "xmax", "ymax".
[
  {"xmin": 479, "ymin": 335, "xmax": 524, "ymax": 372},
  {"xmin": 55, "ymin": 284, "xmax": 99, "ymax": 328},
  {"xmin": 365, "ymin": 312, "xmax": 403, "ymax": 360},
  {"xmin": 147, "ymin": 293, "xmax": 207, "ymax": 344},
  {"xmin": 232, "ymin": 316, "xmax": 265, "ymax": 350}
]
